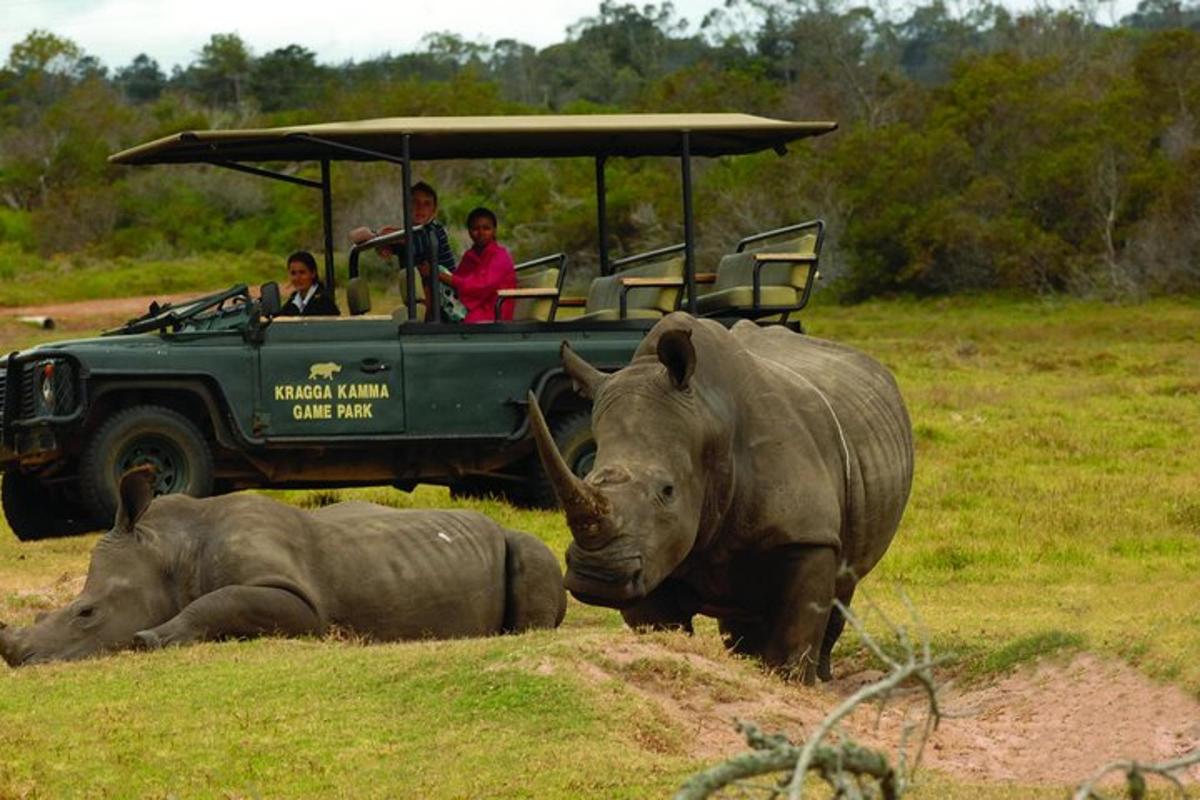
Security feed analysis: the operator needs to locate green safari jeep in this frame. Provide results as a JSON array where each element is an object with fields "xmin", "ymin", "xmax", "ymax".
[{"xmin": 0, "ymin": 114, "xmax": 836, "ymax": 540}]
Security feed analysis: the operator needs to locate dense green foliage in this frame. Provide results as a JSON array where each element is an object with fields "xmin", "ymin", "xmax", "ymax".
[{"xmin": 1, "ymin": 0, "xmax": 1198, "ymax": 299}]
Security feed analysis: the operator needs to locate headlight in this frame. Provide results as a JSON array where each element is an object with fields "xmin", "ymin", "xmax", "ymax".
[{"xmin": 40, "ymin": 362, "xmax": 55, "ymax": 407}]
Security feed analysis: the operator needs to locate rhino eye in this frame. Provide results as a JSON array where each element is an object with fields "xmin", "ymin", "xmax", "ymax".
[
  {"xmin": 660, "ymin": 484, "xmax": 675, "ymax": 501},
  {"xmin": 77, "ymin": 606, "xmax": 95, "ymax": 619}
]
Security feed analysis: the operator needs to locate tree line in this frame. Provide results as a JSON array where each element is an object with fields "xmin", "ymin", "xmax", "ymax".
[{"xmin": 1, "ymin": 0, "xmax": 1198, "ymax": 298}]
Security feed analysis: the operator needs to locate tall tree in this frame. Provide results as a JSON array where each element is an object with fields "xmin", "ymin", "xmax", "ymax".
[
  {"xmin": 115, "ymin": 54, "xmax": 166, "ymax": 103},
  {"xmin": 251, "ymin": 44, "xmax": 325, "ymax": 112},
  {"xmin": 5, "ymin": 30, "xmax": 88, "ymax": 108},
  {"xmin": 189, "ymin": 33, "xmax": 254, "ymax": 108}
]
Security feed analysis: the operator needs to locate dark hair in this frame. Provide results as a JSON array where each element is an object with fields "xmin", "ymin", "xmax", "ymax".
[
  {"xmin": 412, "ymin": 181, "xmax": 438, "ymax": 205},
  {"xmin": 466, "ymin": 207, "xmax": 497, "ymax": 228},
  {"xmin": 287, "ymin": 250, "xmax": 318, "ymax": 275}
]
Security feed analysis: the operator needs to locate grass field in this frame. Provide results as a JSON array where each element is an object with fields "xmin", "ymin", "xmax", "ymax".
[
  {"xmin": 0, "ymin": 250, "xmax": 286, "ymax": 309},
  {"xmin": 1, "ymin": 296, "xmax": 1197, "ymax": 798}
]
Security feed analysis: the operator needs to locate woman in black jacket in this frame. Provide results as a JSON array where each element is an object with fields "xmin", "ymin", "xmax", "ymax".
[{"xmin": 277, "ymin": 250, "xmax": 340, "ymax": 317}]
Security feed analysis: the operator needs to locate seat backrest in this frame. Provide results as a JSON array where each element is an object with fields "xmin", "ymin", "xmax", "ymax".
[
  {"xmin": 510, "ymin": 267, "xmax": 561, "ymax": 321},
  {"xmin": 715, "ymin": 233, "xmax": 818, "ymax": 292},
  {"xmin": 585, "ymin": 256, "xmax": 685, "ymax": 315},
  {"xmin": 394, "ymin": 273, "xmax": 426, "ymax": 320},
  {"xmin": 346, "ymin": 276, "xmax": 372, "ymax": 316}
]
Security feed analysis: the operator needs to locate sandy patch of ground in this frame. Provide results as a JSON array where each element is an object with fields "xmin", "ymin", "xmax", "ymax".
[
  {"xmin": 575, "ymin": 636, "xmax": 1200, "ymax": 788},
  {"xmin": 0, "ymin": 292, "xmax": 224, "ymax": 335}
]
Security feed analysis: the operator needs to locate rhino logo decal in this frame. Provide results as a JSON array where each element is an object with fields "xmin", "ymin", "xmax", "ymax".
[{"xmin": 308, "ymin": 362, "xmax": 342, "ymax": 380}]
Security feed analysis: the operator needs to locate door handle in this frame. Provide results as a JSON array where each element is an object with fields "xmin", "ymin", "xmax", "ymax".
[{"xmin": 360, "ymin": 358, "xmax": 389, "ymax": 373}]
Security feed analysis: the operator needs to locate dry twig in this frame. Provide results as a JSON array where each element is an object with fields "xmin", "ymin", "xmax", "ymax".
[
  {"xmin": 674, "ymin": 591, "xmax": 944, "ymax": 800},
  {"xmin": 1072, "ymin": 750, "xmax": 1200, "ymax": 800}
]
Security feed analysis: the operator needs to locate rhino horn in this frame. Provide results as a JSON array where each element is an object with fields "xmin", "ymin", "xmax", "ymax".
[
  {"xmin": 561, "ymin": 342, "xmax": 608, "ymax": 399},
  {"xmin": 527, "ymin": 392, "xmax": 611, "ymax": 547}
]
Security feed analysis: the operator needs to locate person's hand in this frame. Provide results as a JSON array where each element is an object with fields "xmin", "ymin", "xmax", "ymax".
[{"xmin": 377, "ymin": 225, "xmax": 404, "ymax": 258}]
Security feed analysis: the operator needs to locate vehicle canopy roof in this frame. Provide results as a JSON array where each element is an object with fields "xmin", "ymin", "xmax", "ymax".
[
  {"xmin": 108, "ymin": 113, "xmax": 838, "ymax": 319},
  {"xmin": 108, "ymin": 113, "xmax": 837, "ymax": 165}
]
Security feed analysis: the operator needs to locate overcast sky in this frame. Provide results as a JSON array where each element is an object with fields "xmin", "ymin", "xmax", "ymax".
[{"xmin": 1, "ymin": 0, "xmax": 1139, "ymax": 72}]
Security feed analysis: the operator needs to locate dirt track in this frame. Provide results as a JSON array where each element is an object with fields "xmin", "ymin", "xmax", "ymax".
[
  {"xmin": 580, "ymin": 637, "xmax": 1200, "ymax": 789},
  {"xmin": 0, "ymin": 292, "xmax": 227, "ymax": 331}
]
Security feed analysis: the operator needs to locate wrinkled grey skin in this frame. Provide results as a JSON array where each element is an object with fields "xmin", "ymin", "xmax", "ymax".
[
  {"xmin": 530, "ymin": 312, "xmax": 912, "ymax": 683},
  {"xmin": 0, "ymin": 469, "xmax": 565, "ymax": 667}
]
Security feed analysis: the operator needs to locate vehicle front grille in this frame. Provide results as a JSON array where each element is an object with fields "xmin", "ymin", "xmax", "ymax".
[{"xmin": 19, "ymin": 364, "xmax": 36, "ymax": 418}]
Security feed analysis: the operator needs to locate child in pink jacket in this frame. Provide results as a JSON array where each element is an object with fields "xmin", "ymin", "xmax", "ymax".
[{"xmin": 432, "ymin": 207, "xmax": 517, "ymax": 323}]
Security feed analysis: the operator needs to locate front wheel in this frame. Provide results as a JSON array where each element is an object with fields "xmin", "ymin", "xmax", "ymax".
[
  {"xmin": 79, "ymin": 405, "xmax": 214, "ymax": 526},
  {"xmin": 1, "ymin": 472, "xmax": 99, "ymax": 541},
  {"xmin": 525, "ymin": 410, "xmax": 596, "ymax": 509}
]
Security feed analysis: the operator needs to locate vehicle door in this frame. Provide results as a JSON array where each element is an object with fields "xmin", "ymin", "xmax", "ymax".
[
  {"xmin": 399, "ymin": 326, "xmax": 642, "ymax": 437},
  {"xmin": 254, "ymin": 318, "xmax": 405, "ymax": 438}
]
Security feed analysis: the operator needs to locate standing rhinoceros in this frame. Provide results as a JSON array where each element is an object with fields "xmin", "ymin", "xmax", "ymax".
[
  {"xmin": 0, "ymin": 468, "xmax": 566, "ymax": 666},
  {"xmin": 529, "ymin": 312, "xmax": 912, "ymax": 683}
]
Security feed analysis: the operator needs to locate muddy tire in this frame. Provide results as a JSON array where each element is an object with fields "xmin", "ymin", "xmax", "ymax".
[
  {"xmin": 525, "ymin": 411, "xmax": 596, "ymax": 509},
  {"xmin": 1, "ymin": 472, "xmax": 98, "ymax": 541},
  {"xmin": 80, "ymin": 405, "xmax": 214, "ymax": 526}
]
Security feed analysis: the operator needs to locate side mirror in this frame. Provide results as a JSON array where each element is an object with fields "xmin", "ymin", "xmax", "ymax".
[{"xmin": 259, "ymin": 282, "xmax": 282, "ymax": 317}]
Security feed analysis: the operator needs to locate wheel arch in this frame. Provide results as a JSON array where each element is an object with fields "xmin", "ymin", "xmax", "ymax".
[
  {"xmin": 536, "ymin": 371, "xmax": 591, "ymax": 420},
  {"xmin": 85, "ymin": 378, "xmax": 242, "ymax": 452}
]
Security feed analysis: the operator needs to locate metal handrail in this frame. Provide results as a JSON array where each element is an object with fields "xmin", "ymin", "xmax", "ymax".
[
  {"xmin": 347, "ymin": 225, "xmax": 424, "ymax": 279},
  {"xmin": 736, "ymin": 219, "xmax": 824, "ymax": 253},
  {"xmin": 611, "ymin": 242, "xmax": 686, "ymax": 272}
]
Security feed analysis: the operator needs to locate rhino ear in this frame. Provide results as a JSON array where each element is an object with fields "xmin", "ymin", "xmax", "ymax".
[
  {"xmin": 561, "ymin": 341, "xmax": 608, "ymax": 399},
  {"xmin": 113, "ymin": 466, "xmax": 156, "ymax": 534},
  {"xmin": 657, "ymin": 329, "xmax": 695, "ymax": 391}
]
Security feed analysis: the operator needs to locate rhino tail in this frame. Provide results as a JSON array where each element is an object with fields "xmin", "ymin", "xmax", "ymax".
[{"xmin": 501, "ymin": 529, "xmax": 567, "ymax": 633}]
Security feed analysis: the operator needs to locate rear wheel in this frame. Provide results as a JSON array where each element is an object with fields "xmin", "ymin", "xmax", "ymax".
[
  {"xmin": 525, "ymin": 410, "xmax": 596, "ymax": 509},
  {"xmin": 79, "ymin": 405, "xmax": 214, "ymax": 526},
  {"xmin": 1, "ymin": 472, "xmax": 98, "ymax": 541}
]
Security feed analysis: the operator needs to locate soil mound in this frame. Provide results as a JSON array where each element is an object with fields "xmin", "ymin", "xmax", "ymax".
[{"xmin": 576, "ymin": 635, "xmax": 1200, "ymax": 787}]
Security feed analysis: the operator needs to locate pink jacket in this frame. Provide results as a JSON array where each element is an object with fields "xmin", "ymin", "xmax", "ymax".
[{"xmin": 450, "ymin": 241, "xmax": 517, "ymax": 323}]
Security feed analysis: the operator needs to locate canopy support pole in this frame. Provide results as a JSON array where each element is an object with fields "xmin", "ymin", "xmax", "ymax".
[
  {"xmin": 596, "ymin": 155, "xmax": 610, "ymax": 276},
  {"xmin": 212, "ymin": 160, "xmax": 322, "ymax": 189},
  {"xmin": 401, "ymin": 134, "xmax": 418, "ymax": 321},
  {"xmin": 681, "ymin": 132, "xmax": 696, "ymax": 314},
  {"xmin": 321, "ymin": 159, "xmax": 335, "ymax": 293}
]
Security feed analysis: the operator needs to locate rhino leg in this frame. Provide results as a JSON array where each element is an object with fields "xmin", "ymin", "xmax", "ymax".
[
  {"xmin": 818, "ymin": 584, "xmax": 856, "ymax": 682},
  {"xmin": 133, "ymin": 585, "xmax": 323, "ymax": 649},
  {"xmin": 502, "ymin": 530, "xmax": 567, "ymax": 633},
  {"xmin": 718, "ymin": 617, "xmax": 769, "ymax": 658},
  {"xmin": 763, "ymin": 545, "xmax": 837, "ymax": 685},
  {"xmin": 620, "ymin": 579, "xmax": 699, "ymax": 633}
]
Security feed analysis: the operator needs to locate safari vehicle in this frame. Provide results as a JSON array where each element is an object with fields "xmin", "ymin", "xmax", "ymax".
[{"xmin": 0, "ymin": 114, "xmax": 836, "ymax": 540}]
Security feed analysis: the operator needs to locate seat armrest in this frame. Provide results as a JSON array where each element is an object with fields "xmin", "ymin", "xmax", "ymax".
[
  {"xmin": 494, "ymin": 287, "xmax": 560, "ymax": 318},
  {"xmin": 753, "ymin": 253, "xmax": 817, "ymax": 263},
  {"xmin": 618, "ymin": 277, "xmax": 685, "ymax": 287},
  {"xmin": 556, "ymin": 296, "xmax": 587, "ymax": 307},
  {"xmin": 694, "ymin": 273, "xmax": 717, "ymax": 284},
  {"xmin": 618, "ymin": 276, "xmax": 685, "ymax": 318},
  {"xmin": 497, "ymin": 288, "xmax": 559, "ymax": 297}
]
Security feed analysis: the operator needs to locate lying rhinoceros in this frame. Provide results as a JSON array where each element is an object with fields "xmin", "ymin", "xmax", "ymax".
[
  {"xmin": 529, "ymin": 312, "xmax": 912, "ymax": 683},
  {"xmin": 0, "ymin": 468, "xmax": 566, "ymax": 666}
]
